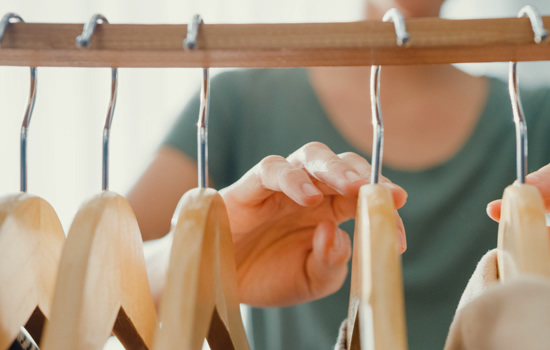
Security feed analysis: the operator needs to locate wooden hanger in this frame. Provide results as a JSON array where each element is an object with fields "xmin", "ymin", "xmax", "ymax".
[
  {"xmin": 40, "ymin": 16, "xmax": 158, "ymax": 348},
  {"xmin": 0, "ymin": 194, "xmax": 65, "ymax": 349},
  {"xmin": 152, "ymin": 188, "xmax": 250, "ymax": 350},
  {"xmin": 347, "ymin": 12, "xmax": 409, "ymax": 349},
  {"xmin": 40, "ymin": 191, "xmax": 158, "ymax": 350},
  {"xmin": 497, "ymin": 6, "xmax": 550, "ymax": 282},
  {"xmin": 153, "ymin": 16, "xmax": 250, "ymax": 349},
  {"xmin": 498, "ymin": 185, "xmax": 550, "ymax": 280},
  {"xmin": 0, "ymin": 17, "xmax": 66, "ymax": 348},
  {"xmin": 347, "ymin": 185, "xmax": 407, "ymax": 350}
]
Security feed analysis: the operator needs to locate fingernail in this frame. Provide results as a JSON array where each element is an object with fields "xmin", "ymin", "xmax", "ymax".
[
  {"xmin": 302, "ymin": 183, "xmax": 321, "ymax": 197},
  {"xmin": 345, "ymin": 171, "xmax": 362, "ymax": 183}
]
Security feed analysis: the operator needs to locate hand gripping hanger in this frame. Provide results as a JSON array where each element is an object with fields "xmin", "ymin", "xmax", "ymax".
[
  {"xmin": 0, "ymin": 13, "xmax": 65, "ymax": 350},
  {"xmin": 152, "ymin": 14, "xmax": 250, "ymax": 350},
  {"xmin": 41, "ymin": 14, "xmax": 157, "ymax": 350},
  {"xmin": 347, "ymin": 8, "xmax": 409, "ymax": 350},
  {"xmin": 497, "ymin": 5, "xmax": 550, "ymax": 281}
]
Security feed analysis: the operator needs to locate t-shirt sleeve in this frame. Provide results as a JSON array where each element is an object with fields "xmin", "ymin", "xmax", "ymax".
[{"xmin": 162, "ymin": 72, "xmax": 240, "ymax": 189}]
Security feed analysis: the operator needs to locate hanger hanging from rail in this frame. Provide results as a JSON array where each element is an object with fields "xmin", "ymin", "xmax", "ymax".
[
  {"xmin": 152, "ymin": 14, "xmax": 250, "ymax": 350},
  {"xmin": 346, "ymin": 8, "xmax": 408, "ymax": 350},
  {"xmin": 40, "ymin": 14, "xmax": 158, "ymax": 350},
  {"xmin": 0, "ymin": 13, "xmax": 66, "ymax": 350},
  {"xmin": 497, "ymin": 6, "xmax": 550, "ymax": 282}
]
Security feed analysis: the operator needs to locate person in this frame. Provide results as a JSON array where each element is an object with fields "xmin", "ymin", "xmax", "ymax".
[{"xmin": 127, "ymin": 0, "xmax": 550, "ymax": 349}]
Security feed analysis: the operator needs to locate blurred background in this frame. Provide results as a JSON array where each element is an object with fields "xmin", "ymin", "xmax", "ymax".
[
  {"xmin": 1, "ymin": 0, "xmax": 550, "ymax": 231},
  {"xmin": 0, "ymin": 0, "xmax": 549, "ymax": 348}
]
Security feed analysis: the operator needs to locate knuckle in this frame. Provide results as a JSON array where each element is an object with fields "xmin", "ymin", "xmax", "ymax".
[
  {"xmin": 258, "ymin": 155, "xmax": 285, "ymax": 171},
  {"xmin": 281, "ymin": 167, "xmax": 305, "ymax": 180},
  {"xmin": 325, "ymin": 157, "xmax": 347, "ymax": 169},
  {"xmin": 339, "ymin": 152, "xmax": 365, "ymax": 163},
  {"xmin": 302, "ymin": 141, "xmax": 329, "ymax": 153}
]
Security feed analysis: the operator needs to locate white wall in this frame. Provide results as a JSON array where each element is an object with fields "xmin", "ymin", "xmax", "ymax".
[{"xmin": 442, "ymin": 0, "xmax": 550, "ymax": 86}]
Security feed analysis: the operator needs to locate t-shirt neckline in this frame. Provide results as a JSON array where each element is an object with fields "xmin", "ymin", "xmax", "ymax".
[{"xmin": 302, "ymin": 69, "xmax": 501, "ymax": 179}]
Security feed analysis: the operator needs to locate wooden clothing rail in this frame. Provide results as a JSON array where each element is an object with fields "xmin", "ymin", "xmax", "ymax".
[{"xmin": 0, "ymin": 16, "xmax": 550, "ymax": 68}]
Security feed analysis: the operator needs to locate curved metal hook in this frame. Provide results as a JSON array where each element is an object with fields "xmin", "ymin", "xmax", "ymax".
[
  {"xmin": 370, "ymin": 8, "xmax": 409, "ymax": 185},
  {"xmin": 0, "ymin": 12, "xmax": 23, "ymax": 48},
  {"xmin": 76, "ymin": 13, "xmax": 109, "ymax": 48},
  {"xmin": 382, "ymin": 8, "xmax": 410, "ymax": 47},
  {"xmin": 518, "ymin": 5, "xmax": 548, "ymax": 44},
  {"xmin": 185, "ymin": 14, "xmax": 210, "ymax": 189},
  {"xmin": 509, "ymin": 6, "xmax": 547, "ymax": 185},
  {"xmin": 0, "ymin": 13, "xmax": 37, "ymax": 193},
  {"xmin": 77, "ymin": 14, "xmax": 118, "ymax": 191}
]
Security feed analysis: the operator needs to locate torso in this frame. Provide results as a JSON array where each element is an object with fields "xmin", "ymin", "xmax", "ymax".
[{"xmin": 307, "ymin": 66, "xmax": 489, "ymax": 171}]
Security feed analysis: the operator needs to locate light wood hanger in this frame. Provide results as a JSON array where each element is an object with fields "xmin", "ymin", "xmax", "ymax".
[
  {"xmin": 152, "ymin": 188, "xmax": 250, "ymax": 350},
  {"xmin": 347, "ymin": 185, "xmax": 407, "ymax": 350},
  {"xmin": 0, "ymin": 16, "xmax": 66, "ymax": 348},
  {"xmin": 40, "ymin": 15, "xmax": 157, "ymax": 349},
  {"xmin": 497, "ymin": 6, "xmax": 550, "ymax": 282},
  {"xmin": 40, "ymin": 192, "xmax": 158, "ymax": 350},
  {"xmin": 0, "ymin": 194, "xmax": 65, "ymax": 349},
  {"xmin": 153, "ymin": 16, "xmax": 250, "ymax": 349},
  {"xmin": 347, "ymin": 10, "xmax": 408, "ymax": 349}
]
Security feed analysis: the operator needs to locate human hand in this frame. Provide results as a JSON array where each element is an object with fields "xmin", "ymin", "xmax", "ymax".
[
  {"xmin": 487, "ymin": 164, "xmax": 550, "ymax": 223},
  {"xmin": 220, "ymin": 142, "xmax": 408, "ymax": 307}
]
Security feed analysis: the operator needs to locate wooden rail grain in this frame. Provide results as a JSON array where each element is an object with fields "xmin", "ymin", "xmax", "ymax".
[{"xmin": 0, "ymin": 16, "xmax": 549, "ymax": 68}]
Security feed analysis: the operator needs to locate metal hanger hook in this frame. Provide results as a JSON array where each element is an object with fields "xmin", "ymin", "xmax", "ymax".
[
  {"xmin": 77, "ymin": 14, "xmax": 118, "ymax": 191},
  {"xmin": 76, "ymin": 13, "xmax": 109, "ymax": 48},
  {"xmin": 183, "ymin": 14, "xmax": 204, "ymax": 50},
  {"xmin": 184, "ymin": 14, "xmax": 210, "ymax": 189},
  {"xmin": 0, "ymin": 12, "xmax": 23, "ymax": 48},
  {"xmin": 508, "ymin": 6, "xmax": 547, "ymax": 185},
  {"xmin": 382, "ymin": 8, "xmax": 410, "ymax": 47},
  {"xmin": 0, "ymin": 13, "xmax": 37, "ymax": 193},
  {"xmin": 518, "ymin": 5, "xmax": 548, "ymax": 44},
  {"xmin": 370, "ymin": 8, "xmax": 409, "ymax": 185}
]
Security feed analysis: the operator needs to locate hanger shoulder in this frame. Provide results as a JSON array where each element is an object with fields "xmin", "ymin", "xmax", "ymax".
[
  {"xmin": 0, "ymin": 194, "xmax": 65, "ymax": 349},
  {"xmin": 41, "ymin": 191, "xmax": 157, "ymax": 350},
  {"xmin": 207, "ymin": 190, "xmax": 250, "ymax": 350},
  {"xmin": 498, "ymin": 184, "xmax": 550, "ymax": 281},
  {"xmin": 153, "ymin": 188, "xmax": 218, "ymax": 350},
  {"xmin": 347, "ymin": 184, "xmax": 408, "ymax": 350},
  {"xmin": 154, "ymin": 188, "xmax": 250, "ymax": 350}
]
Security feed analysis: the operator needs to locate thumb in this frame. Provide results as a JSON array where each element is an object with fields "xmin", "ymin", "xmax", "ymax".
[{"xmin": 305, "ymin": 221, "xmax": 351, "ymax": 300}]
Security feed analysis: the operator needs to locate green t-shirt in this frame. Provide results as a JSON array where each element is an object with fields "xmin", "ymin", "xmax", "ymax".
[{"xmin": 164, "ymin": 68, "xmax": 550, "ymax": 350}]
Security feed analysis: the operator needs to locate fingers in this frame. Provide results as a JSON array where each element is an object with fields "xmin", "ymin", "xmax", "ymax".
[
  {"xmin": 486, "ymin": 200, "xmax": 502, "ymax": 222},
  {"xmin": 221, "ymin": 155, "xmax": 323, "ymax": 207},
  {"xmin": 395, "ymin": 210, "xmax": 407, "ymax": 254},
  {"xmin": 287, "ymin": 142, "xmax": 368, "ymax": 196},
  {"xmin": 486, "ymin": 163, "xmax": 550, "ymax": 222},
  {"xmin": 305, "ymin": 221, "xmax": 352, "ymax": 299},
  {"xmin": 339, "ymin": 152, "xmax": 408, "ymax": 209},
  {"xmin": 527, "ymin": 165, "xmax": 550, "ymax": 213},
  {"xmin": 223, "ymin": 142, "xmax": 408, "ymax": 211}
]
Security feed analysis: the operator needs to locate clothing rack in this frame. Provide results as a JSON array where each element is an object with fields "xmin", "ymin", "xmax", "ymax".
[{"xmin": 1, "ymin": 16, "xmax": 550, "ymax": 68}]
